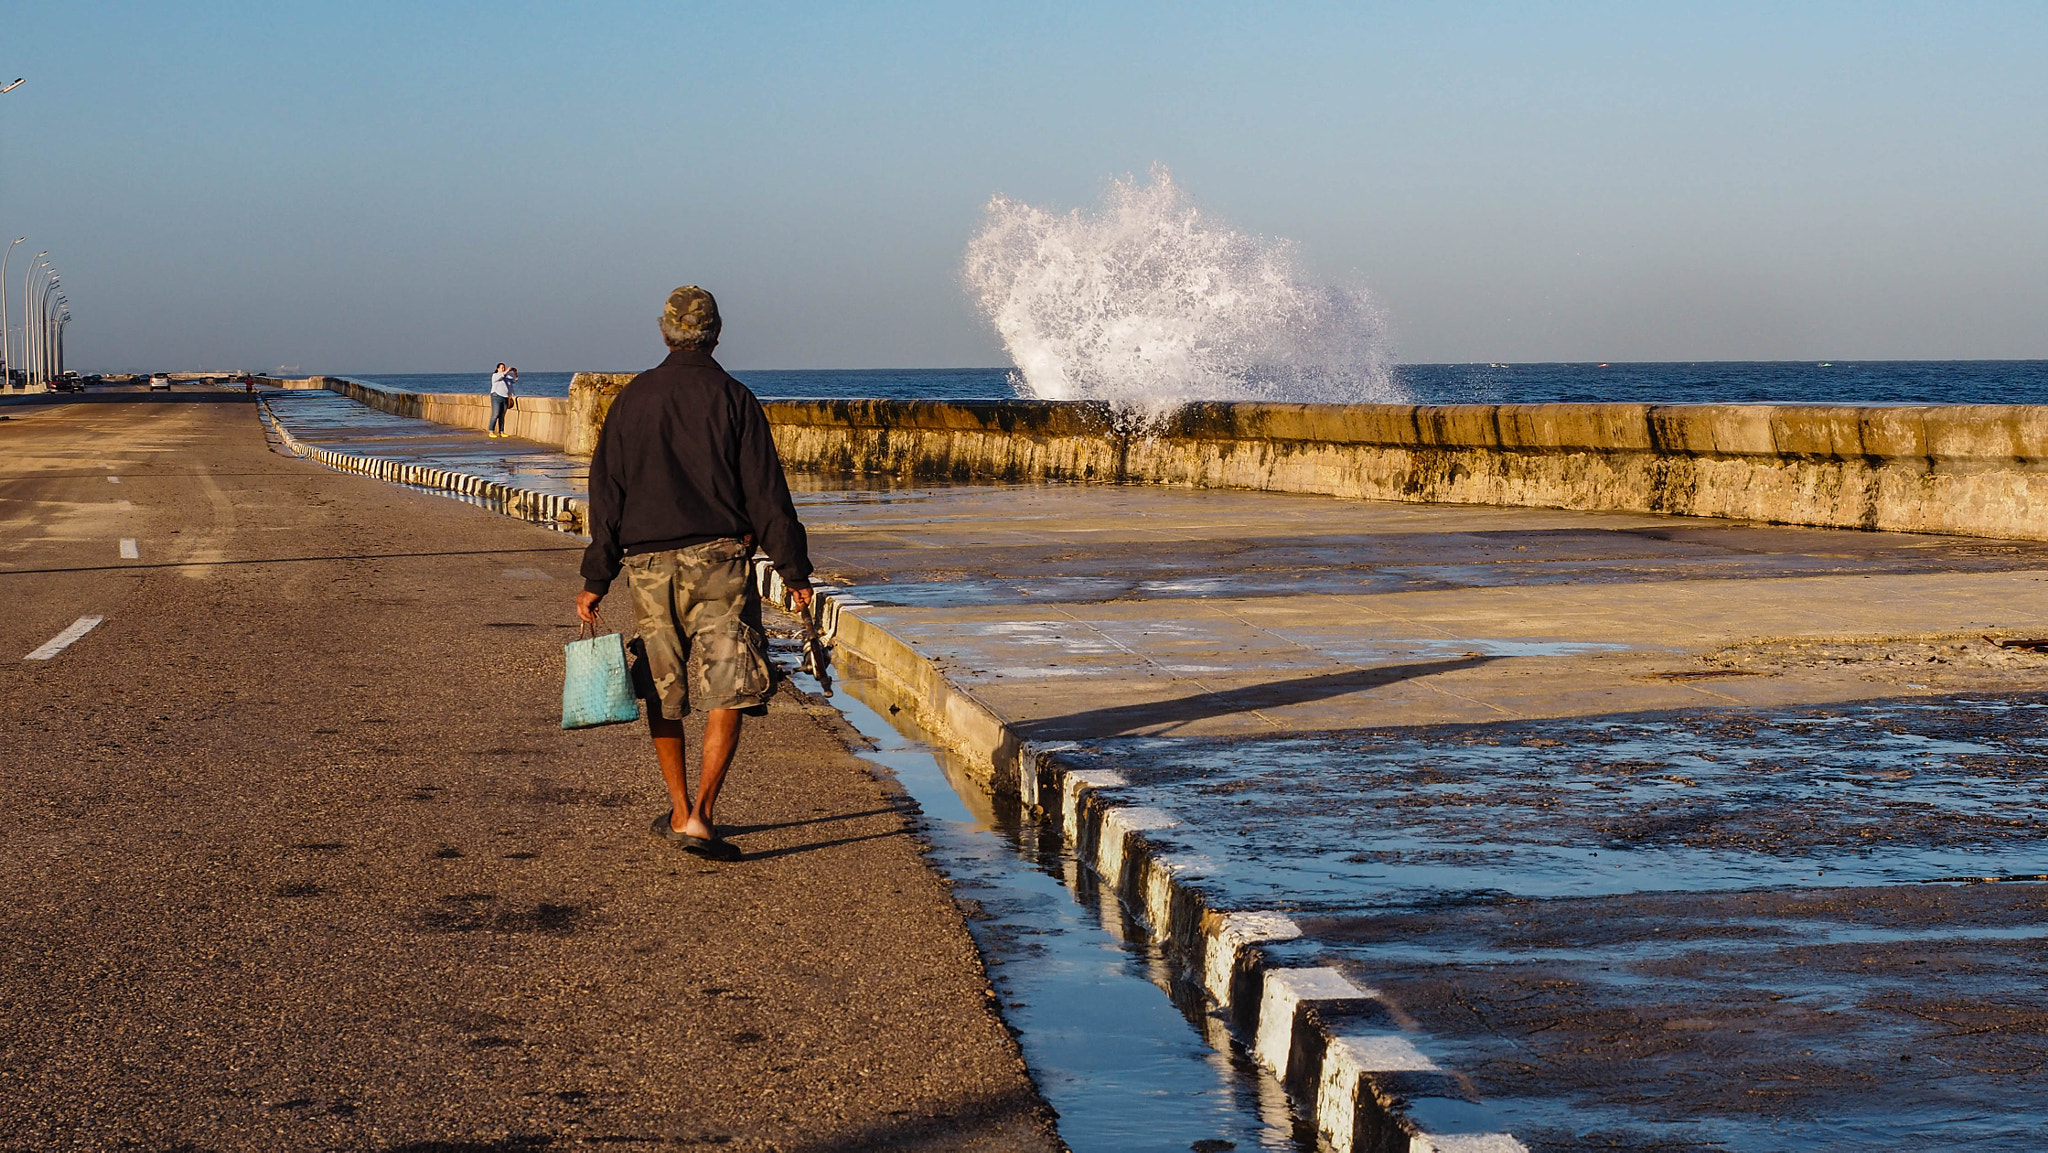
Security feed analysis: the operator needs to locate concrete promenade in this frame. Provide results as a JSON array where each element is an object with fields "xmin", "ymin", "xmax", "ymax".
[
  {"xmin": 254, "ymin": 386, "xmax": 2048, "ymax": 1148},
  {"xmin": 803, "ymin": 482, "xmax": 2048, "ymax": 1150},
  {"xmin": 0, "ymin": 390, "xmax": 1058, "ymax": 1152}
]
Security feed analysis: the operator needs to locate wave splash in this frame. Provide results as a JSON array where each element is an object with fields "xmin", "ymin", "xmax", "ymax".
[{"xmin": 964, "ymin": 168, "xmax": 1398, "ymax": 415}]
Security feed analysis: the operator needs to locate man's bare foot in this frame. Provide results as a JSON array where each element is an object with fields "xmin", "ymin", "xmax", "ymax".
[
  {"xmin": 677, "ymin": 813, "xmax": 716, "ymax": 841},
  {"xmin": 668, "ymin": 808, "xmax": 695, "ymax": 834}
]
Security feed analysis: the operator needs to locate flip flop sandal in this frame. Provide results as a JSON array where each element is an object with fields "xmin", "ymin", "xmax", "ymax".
[
  {"xmin": 678, "ymin": 835, "xmax": 743, "ymax": 862},
  {"xmin": 649, "ymin": 812, "xmax": 743, "ymax": 861},
  {"xmin": 650, "ymin": 811, "xmax": 690, "ymax": 842}
]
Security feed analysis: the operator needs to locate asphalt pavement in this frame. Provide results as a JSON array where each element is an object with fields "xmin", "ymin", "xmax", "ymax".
[{"xmin": 0, "ymin": 389, "xmax": 1060, "ymax": 1152}]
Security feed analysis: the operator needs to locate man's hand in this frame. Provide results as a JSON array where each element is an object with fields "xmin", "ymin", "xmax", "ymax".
[
  {"xmin": 789, "ymin": 584, "xmax": 814, "ymax": 613},
  {"xmin": 576, "ymin": 589, "xmax": 602, "ymax": 624}
]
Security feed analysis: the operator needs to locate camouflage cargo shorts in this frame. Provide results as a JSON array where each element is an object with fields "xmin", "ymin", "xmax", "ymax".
[{"xmin": 623, "ymin": 538, "xmax": 774, "ymax": 718}]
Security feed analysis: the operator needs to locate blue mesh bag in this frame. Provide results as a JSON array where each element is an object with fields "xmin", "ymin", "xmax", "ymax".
[{"xmin": 561, "ymin": 618, "xmax": 641, "ymax": 729}]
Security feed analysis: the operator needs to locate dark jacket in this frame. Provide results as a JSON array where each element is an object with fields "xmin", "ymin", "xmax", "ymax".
[{"xmin": 580, "ymin": 348, "xmax": 812, "ymax": 596}]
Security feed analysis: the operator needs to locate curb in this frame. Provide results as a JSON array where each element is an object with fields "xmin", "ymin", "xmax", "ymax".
[
  {"xmin": 258, "ymin": 394, "xmax": 586, "ymax": 532},
  {"xmin": 262, "ymin": 394, "xmax": 1527, "ymax": 1153}
]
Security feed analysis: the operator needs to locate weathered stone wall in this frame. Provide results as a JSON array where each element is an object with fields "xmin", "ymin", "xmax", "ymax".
[
  {"xmin": 760, "ymin": 398, "xmax": 1128, "ymax": 483},
  {"xmin": 760, "ymin": 399, "xmax": 2048, "ymax": 541},
  {"xmin": 565, "ymin": 373, "xmax": 636, "ymax": 456}
]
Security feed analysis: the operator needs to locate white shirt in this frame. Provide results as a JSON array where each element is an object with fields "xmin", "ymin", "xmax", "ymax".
[{"xmin": 490, "ymin": 370, "xmax": 514, "ymax": 397}]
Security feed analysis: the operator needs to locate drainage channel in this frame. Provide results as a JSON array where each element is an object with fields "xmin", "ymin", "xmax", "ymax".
[{"xmin": 783, "ymin": 661, "xmax": 1316, "ymax": 1153}]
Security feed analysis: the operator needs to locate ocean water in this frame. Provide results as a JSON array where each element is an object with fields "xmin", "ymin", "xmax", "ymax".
[{"xmin": 348, "ymin": 361, "xmax": 2048, "ymax": 407}]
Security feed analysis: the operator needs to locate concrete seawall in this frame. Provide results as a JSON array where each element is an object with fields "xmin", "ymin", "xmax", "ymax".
[
  {"xmin": 760, "ymin": 398, "xmax": 2048, "ymax": 541},
  {"xmin": 279, "ymin": 376, "xmax": 576, "ymax": 447},
  {"xmin": 295, "ymin": 376, "xmax": 2048, "ymax": 542}
]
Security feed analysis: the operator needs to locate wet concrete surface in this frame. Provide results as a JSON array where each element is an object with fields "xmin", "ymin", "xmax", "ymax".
[
  {"xmin": 0, "ymin": 393, "xmax": 1058, "ymax": 1151},
  {"xmin": 779, "ymin": 480, "xmax": 2048, "ymax": 1148},
  {"xmin": 805, "ymin": 664, "xmax": 1318, "ymax": 1152},
  {"xmin": 261, "ymin": 388, "xmax": 589, "ymax": 500},
  {"xmin": 790, "ymin": 479, "xmax": 2048, "ymax": 731},
  {"xmin": 1055, "ymin": 703, "xmax": 2048, "ymax": 1146}
]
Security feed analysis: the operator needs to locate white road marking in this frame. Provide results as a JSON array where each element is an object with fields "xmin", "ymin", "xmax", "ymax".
[
  {"xmin": 120, "ymin": 539, "xmax": 139, "ymax": 559},
  {"xmin": 107, "ymin": 476, "xmax": 120, "ymax": 484},
  {"xmin": 117, "ymin": 500, "xmax": 134, "ymax": 511},
  {"xmin": 25, "ymin": 616, "xmax": 106, "ymax": 661}
]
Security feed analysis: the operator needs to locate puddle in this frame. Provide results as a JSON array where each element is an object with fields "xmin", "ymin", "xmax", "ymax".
[
  {"xmin": 781, "ymin": 660, "xmax": 1315, "ymax": 1153},
  {"xmin": 1055, "ymin": 696, "xmax": 2048, "ymax": 913}
]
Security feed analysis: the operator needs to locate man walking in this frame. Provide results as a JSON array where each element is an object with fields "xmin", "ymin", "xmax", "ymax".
[
  {"xmin": 574, "ymin": 286, "xmax": 814, "ymax": 861},
  {"xmin": 488, "ymin": 363, "xmax": 516, "ymax": 437}
]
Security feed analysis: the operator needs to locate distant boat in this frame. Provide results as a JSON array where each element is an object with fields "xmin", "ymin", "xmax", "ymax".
[
  {"xmin": 1597, "ymin": 363, "xmax": 1610, "ymax": 368},
  {"xmin": 1818, "ymin": 362, "xmax": 1833, "ymax": 367}
]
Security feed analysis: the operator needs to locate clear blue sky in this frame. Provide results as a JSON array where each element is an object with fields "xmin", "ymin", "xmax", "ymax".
[{"xmin": 5, "ymin": 1, "xmax": 2045, "ymax": 372}]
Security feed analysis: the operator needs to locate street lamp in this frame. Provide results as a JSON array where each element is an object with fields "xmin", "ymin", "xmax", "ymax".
[
  {"xmin": 34, "ymin": 280, "xmax": 60, "ymax": 389},
  {"xmin": 22, "ymin": 256, "xmax": 49, "ymax": 390},
  {"xmin": 0, "ymin": 78, "xmax": 23, "ymax": 385},
  {"xmin": 0, "ymin": 238, "xmax": 20, "ymax": 387},
  {"xmin": 32, "ymin": 289, "xmax": 59, "ymax": 388},
  {"xmin": 21, "ymin": 251, "xmax": 47, "ymax": 388},
  {"xmin": 26, "ymin": 266, "xmax": 57, "ymax": 390}
]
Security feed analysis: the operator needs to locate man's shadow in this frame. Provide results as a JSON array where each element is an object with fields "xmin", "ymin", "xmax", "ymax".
[
  {"xmin": 731, "ymin": 656, "xmax": 1497, "ymax": 859},
  {"xmin": 1017, "ymin": 655, "xmax": 1499, "ymax": 741}
]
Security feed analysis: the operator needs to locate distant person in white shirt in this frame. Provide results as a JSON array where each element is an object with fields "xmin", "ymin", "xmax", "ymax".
[{"xmin": 488, "ymin": 363, "xmax": 518, "ymax": 438}]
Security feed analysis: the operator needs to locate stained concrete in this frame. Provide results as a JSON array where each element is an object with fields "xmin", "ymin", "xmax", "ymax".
[{"xmin": 783, "ymin": 478, "xmax": 2048, "ymax": 1149}]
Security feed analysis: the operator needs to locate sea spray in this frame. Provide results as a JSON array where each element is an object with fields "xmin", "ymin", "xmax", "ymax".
[{"xmin": 964, "ymin": 167, "xmax": 1399, "ymax": 417}]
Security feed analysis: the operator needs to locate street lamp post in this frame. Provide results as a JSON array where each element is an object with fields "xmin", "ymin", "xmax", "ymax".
[
  {"xmin": 0, "ymin": 75, "xmax": 23, "ymax": 386},
  {"xmin": 0, "ymin": 238, "xmax": 20, "ymax": 388},
  {"xmin": 24, "ymin": 260, "xmax": 52, "ymax": 390},
  {"xmin": 49, "ymin": 299, "xmax": 66, "ymax": 381},
  {"xmin": 26, "ymin": 271, "xmax": 56, "ymax": 390},
  {"xmin": 22, "ymin": 252, "xmax": 47, "ymax": 389},
  {"xmin": 35, "ymin": 283, "xmax": 60, "ymax": 388}
]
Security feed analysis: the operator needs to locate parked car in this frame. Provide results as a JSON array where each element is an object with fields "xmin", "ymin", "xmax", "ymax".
[{"xmin": 148, "ymin": 374, "xmax": 171, "ymax": 391}]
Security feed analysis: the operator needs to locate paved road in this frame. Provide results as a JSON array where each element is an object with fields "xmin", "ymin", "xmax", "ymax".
[
  {"xmin": 790, "ymin": 480, "xmax": 2048, "ymax": 1150},
  {"xmin": 0, "ymin": 391, "xmax": 1059, "ymax": 1152}
]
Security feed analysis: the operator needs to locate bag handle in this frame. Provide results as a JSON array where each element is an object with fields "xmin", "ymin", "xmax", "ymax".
[{"xmin": 577, "ymin": 611, "xmax": 614, "ymax": 641}]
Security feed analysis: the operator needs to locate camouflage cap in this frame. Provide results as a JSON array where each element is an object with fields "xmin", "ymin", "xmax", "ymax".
[{"xmin": 660, "ymin": 285, "xmax": 721, "ymax": 348}]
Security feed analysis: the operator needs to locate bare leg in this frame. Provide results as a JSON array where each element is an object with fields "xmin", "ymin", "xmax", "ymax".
[
  {"xmin": 678, "ymin": 709, "xmax": 743, "ymax": 841},
  {"xmin": 648, "ymin": 713, "xmax": 692, "ymax": 832}
]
